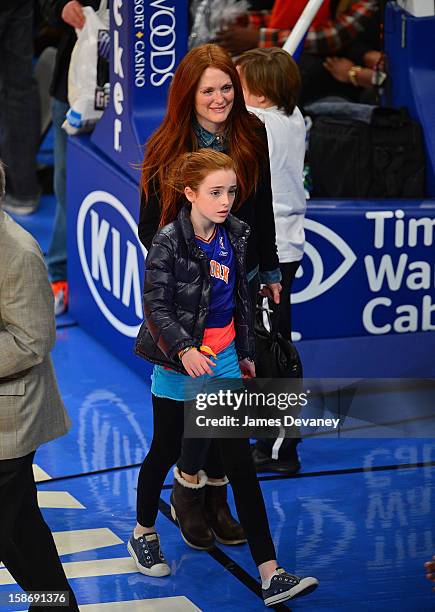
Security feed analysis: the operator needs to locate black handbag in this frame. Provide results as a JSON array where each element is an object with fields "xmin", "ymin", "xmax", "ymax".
[{"xmin": 254, "ymin": 298, "xmax": 303, "ymax": 379}]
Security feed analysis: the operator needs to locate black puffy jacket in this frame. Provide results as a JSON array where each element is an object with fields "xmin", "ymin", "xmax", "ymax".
[
  {"xmin": 138, "ymin": 124, "xmax": 280, "ymax": 280},
  {"xmin": 135, "ymin": 207, "xmax": 255, "ymax": 373}
]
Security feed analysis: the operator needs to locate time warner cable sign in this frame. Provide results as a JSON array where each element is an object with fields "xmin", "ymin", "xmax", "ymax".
[{"xmin": 291, "ymin": 204, "xmax": 435, "ymax": 339}]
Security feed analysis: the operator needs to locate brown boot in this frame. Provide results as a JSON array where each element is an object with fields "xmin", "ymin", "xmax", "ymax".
[
  {"xmin": 170, "ymin": 468, "xmax": 215, "ymax": 551},
  {"xmin": 204, "ymin": 479, "xmax": 247, "ymax": 545}
]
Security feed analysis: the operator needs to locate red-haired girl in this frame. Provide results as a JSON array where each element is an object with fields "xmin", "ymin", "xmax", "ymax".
[{"xmin": 132, "ymin": 150, "xmax": 318, "ymax": 606}]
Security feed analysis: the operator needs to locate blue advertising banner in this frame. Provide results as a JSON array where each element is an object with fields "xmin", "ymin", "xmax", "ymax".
[
  {"xmin": 92, "ymin": 0, "xmax": 189, "ymax": 180},
  {"xmin": 292, "ymin": 200, "xmax": 435, "ymax": 340},
  {"xmin": 68, "ymin": 136, "xmax": 150, "ymax": 377}
]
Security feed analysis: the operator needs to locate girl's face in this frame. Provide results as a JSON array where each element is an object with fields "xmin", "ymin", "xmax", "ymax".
[
  {"xmin": 194, "ymin": 68, "xmax": 234, "ymax": 133},
  {"xmin": 185, "ymin": 169, "xmax": 237, "ymax": 226}
]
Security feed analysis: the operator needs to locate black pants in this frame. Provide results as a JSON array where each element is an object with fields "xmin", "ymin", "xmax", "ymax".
[
  {"xmin": 278, "ymin": 261, "xmax": 301, "ymax": 341},
  {"xmin": 255, "ymin": 261, "xmax": 302, "ymax": 459},
  {"xmin": 0, "ymin": 452, "xmax": 79, "ymax": 611},
  {"xmin": 0, "ymin": 1, "xmax": 40, "ymax": 199},
  {"xmin": 137, "ymin": 395, "xmax": 276, "ymax": 567}
]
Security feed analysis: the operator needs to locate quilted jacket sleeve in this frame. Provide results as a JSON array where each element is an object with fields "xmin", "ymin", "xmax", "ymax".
[{"xmin": 143, "ymin": 232, "xmax": 195, "ymax": 359}]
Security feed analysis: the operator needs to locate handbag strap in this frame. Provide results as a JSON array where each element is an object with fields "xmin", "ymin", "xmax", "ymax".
[{"xmin": 257, "ymin": 296, "xmax": 281, "ymax": 340}]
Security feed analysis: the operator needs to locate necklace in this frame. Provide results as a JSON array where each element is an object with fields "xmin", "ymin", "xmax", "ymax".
[{"xmin": 195, "ymin": 226, "xmax": 216, "ymax": 242}]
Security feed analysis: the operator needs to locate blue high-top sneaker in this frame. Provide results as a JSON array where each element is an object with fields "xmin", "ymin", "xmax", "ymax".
[
  {"xmin": 262, "ymin": 567, "xmax": 318, "ymax": 606},
  {"xmin": 127, "ymin": 532, "xmax": 170, "ymax": 577}
]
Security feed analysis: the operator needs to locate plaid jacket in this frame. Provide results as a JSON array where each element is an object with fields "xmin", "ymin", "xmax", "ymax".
[{"xmin": 249, "ymin": 0, "xmax": 377, "ymax": 56}]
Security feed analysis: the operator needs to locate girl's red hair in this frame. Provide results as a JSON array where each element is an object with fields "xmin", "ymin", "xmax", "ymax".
[{"xmin": 140, "ymin": 44, "xmax": 267, "ymax": 228}]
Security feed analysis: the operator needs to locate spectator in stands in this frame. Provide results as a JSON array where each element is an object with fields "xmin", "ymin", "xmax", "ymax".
[
  {"xmin": 48, "ymin": 0, "xmax": 99, "ymax": 316},
  {"xmin": 0, "ymin": 0, "xmax": 40, "ymax": 215},
  {"xmin": 216, "ymin": 0, "xmax": 376, "ymax": 54},
  {"xmin": 425, "ymin": 556, "xmax": 435, "ymax": 590},
  {"xmin": 236, "ymin": 48, "xmax": 306, "ymax": 473},
  {"xmin": 0, "ymin": 160, "xmax": 79, "ymax": 611},
  {"xmin": 322, "ymin": 49, "xmax": 386, "ymax": 103},
  {"xmin": 215, "ymin": 0, "xmax": 379, "ymax": 105}
]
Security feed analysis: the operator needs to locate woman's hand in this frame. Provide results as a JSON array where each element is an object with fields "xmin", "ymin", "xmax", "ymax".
[
  {"xmin": 259, "ymin": 282, "xmax": 281, "ymax": 304},
  {"xmin": 181, "ymin": 348, "xmax": 216, "ymax": 378},
  {"xmin": 239, "ymin": 358, "xmax": 255, "ymax": 378}
]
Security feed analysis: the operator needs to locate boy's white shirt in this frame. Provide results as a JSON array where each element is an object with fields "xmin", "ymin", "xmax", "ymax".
[{"xmin": 246, "ymin": 104, "xmax": 306, "ymax": 263}]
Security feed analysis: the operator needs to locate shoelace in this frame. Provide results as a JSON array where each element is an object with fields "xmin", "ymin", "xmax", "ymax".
[{"xmin": 274, "ymin": 574, "xmax": 298, "ymax": 586}]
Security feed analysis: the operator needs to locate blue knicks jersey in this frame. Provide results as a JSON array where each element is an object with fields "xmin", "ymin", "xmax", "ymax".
[{"xmin": 195, "ymin": 225, "xmax": 236, "ymax": 328}]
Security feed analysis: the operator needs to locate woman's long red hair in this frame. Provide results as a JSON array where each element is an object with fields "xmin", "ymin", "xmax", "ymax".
[{"xmin": 140, "ymin": 44, "xmax": 267, "ymax": 227}]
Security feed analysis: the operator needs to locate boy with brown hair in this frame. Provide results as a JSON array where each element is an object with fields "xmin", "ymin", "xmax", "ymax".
[{"xmin": 236, "ymin": 48, "xmax": 306, "ymax": 473}]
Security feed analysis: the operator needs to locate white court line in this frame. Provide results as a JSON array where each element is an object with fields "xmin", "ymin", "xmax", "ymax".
[
  {"xmin": 37, "ymin": 491, "xmax": 86, "ymax": 509},
  {"xmin": 53, "ymin": 528, "xmax": 123, "ymax": 556},
  {"xmin": 78, "ymin": 597, "xmax": 202, "ymax": 611},
  {"xmin": 0, "ymin": 528, "xmax": 123, "ymax": 577},
  {"xmin": 33, "ymin": 464, "xmax": 52, "ymax": 481},
  {"xmin": 2, "ymin": 557, "xmax": 139, "ymax": 585}
]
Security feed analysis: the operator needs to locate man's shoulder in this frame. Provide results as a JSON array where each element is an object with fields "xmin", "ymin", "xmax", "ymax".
[{"xmin": 0, "ymin": 212, "xmax": 44, "ymax": 269}]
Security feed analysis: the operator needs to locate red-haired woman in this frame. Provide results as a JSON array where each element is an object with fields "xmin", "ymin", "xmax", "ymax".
[
  {"xmin": 139, "ymin": 43, "xmax": 281, "ymax": 300},
  {"xmin": 138, "ymin": 44, "xmax": 282, "ymax": 550}
]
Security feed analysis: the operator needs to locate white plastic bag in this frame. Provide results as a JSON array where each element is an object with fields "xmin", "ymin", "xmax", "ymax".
[{"xmin": 64, "ymin": 0, "xmax": 110, "ymax": 135}]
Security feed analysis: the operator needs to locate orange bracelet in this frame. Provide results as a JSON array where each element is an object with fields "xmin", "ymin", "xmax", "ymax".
[{"xmin": 199, "ymin": 345, "xmax": 217, "ymax": 359}]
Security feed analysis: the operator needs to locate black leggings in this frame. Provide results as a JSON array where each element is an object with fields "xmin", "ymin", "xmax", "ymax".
[{"xmin": 137, "ymin": 394, "xmax": 276, "ymax": 567}]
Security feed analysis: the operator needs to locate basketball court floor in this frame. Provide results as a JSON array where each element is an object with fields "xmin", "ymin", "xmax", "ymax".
[{"xmin": 1, "ymin": 192, "xmax": 434, "ymax": 611}]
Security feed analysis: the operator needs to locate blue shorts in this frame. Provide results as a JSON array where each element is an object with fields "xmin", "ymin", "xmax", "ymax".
[{"xmin": 151, "ymin": 341, "xmax": 242, "ymax": 401}]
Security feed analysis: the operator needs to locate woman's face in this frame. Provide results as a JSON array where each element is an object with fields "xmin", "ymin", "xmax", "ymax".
[{"xmin": 194, "ymin": 68, "xmax": 234, "ymax": 133}]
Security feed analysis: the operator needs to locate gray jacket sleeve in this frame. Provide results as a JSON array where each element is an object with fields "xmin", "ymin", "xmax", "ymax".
[{"xmin": 0, "ymin": 249, "xmax": 56, "ymax": 378}]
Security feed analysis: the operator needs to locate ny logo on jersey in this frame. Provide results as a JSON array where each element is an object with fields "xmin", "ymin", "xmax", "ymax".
[{"xmin": 210, "ymin": 260, "xmax": 230, "ymax": 284}]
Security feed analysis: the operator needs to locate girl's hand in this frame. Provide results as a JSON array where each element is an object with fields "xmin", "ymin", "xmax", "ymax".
[
  {"xmin": 259, "ymin": 282, "xmax": 281, "ymax": 304},
  {"xmin": 239, "ymin": 358, "xmax": 255, "ymax": 378},
  {"xmin": 182, "ymin": 348, "xmax": 216, "ymax": 377}
]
